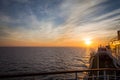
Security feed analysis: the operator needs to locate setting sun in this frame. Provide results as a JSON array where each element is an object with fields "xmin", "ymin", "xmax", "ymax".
[{"xmin": 84, "ymin": 38, "xmax": 92, "ymax": 46}]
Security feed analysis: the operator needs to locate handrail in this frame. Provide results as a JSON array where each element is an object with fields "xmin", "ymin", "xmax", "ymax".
[{"xmin": 0, "ymin": 68, "xmax": 120, "ymax": 78}]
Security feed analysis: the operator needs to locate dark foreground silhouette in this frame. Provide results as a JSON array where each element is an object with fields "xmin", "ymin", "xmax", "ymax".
[{"xmin": 87, "ymin": 47, "xmax": 120, "ymax": 80}]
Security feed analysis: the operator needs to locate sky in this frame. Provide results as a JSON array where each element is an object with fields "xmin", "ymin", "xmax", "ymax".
[{"xmin": 0, "ymin": 0, "xmax": 120, "ymax": 47}]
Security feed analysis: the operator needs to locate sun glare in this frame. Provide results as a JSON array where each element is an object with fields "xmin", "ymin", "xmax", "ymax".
[{"xmin": 84, "ymin": 38, "xmax": 92, "ymax": 46}]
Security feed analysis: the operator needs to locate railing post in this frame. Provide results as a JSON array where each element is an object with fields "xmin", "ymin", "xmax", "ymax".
[
  {"xmin": 86, "ymin": 76, "xmax": 88, "ymax": 80},
  {"xmin": 114, "ymin": 71, "xmax": 116, "ymax": 80},
  {"xmin": 75, "ymin": 72, "xmax": 77, "ymax": 80},
  {"xmin": 92, "ymin": 75, "xmax": 94, "ymax": 80},
  {"xmin": 107, "ymin": 75, "xmax": 109, "ymax": 80},
  {"xmin": 97, "ymin": 70, "xmax": 99, "ymax": 80},
  {"xmin": 104, "ymin": 70, "xmax": 106, "ymax": 80}
]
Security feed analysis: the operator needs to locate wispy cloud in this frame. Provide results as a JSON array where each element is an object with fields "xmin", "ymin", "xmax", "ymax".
[
  {"xmin": 0, "ymin": 0, "xmax": 120, "ymax": 46},
  {"xmin": 56, "ymin": 0, "xmax": 120, "ymax": 41}
]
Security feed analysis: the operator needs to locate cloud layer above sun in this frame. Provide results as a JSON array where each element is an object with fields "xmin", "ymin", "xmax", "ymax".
[{"xmin": 0, "ymin": 0, "xmax": 120, "ymax": 46}]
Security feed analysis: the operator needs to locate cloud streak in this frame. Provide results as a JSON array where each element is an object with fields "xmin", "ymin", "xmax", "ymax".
[{"xmin": 0, "ymin": 0, "xmax": 120, "ymax": 46}]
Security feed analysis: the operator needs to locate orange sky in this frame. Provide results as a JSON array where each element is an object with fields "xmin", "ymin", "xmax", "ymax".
[{"xmin": 0, "ymin": 38, "xmax": 105, "ymax": 48}]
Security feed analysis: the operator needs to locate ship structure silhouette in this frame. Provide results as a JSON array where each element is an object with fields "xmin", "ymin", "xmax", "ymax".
[{"xmin": 85, "ymin": 46, "xmax": 120, "ymax": 80}]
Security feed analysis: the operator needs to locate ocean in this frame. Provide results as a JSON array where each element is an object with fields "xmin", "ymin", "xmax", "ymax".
[{"xmin": 0, "ymin": 47, "xmax": 90, "ymax": 80}]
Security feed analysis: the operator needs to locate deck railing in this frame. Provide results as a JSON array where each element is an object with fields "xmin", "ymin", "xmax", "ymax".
[{"xmin": 0, "ymin": 68, "xmax": 120, "ymax": 80}]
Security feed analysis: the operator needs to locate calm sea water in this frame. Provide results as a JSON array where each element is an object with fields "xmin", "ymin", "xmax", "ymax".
[{"xmin": 0, "ymin": 47, "xmax": 90, "ymax": 80}]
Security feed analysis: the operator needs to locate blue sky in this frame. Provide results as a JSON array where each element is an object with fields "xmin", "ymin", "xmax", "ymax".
[{"xmin": 0, "ymin": 0, "xmax": 120, "ymax": 46}]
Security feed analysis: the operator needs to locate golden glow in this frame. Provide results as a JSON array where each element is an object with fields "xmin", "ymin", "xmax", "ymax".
[
  {"xmin": 0, "ymin": 37, "xmax": 103, "ymax": 48},
  {"xmin": 84, "ymin": 38, "xmax": 92, "ymax": 46}
]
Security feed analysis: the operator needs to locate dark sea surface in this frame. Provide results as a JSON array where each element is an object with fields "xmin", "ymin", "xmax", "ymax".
[{"xmin": 0, "ymin": 47, "xmax": 90, "ymax": 80}]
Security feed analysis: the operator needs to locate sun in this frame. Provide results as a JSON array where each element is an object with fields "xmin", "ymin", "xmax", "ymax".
[{"xmin": 84, "ymin": 38, "xmax": 92, "ymax": 46}]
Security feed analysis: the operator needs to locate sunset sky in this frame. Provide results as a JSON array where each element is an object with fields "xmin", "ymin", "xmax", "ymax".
[{"xmin": 0, "ymin": 0, "xmax": 120, "ymax": 47}]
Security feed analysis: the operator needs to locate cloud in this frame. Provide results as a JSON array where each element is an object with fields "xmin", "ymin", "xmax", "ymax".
[
  {"xmin": 0, "ymin": 13, "xmax": 63, "ymax": 42},
  {"xmin": 56, "ymin": 0, "xmax": 120, "ymax": 41},
  {"xmin": 0, "ymin": 0, "xmax": 120, "ymax": 46}
]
